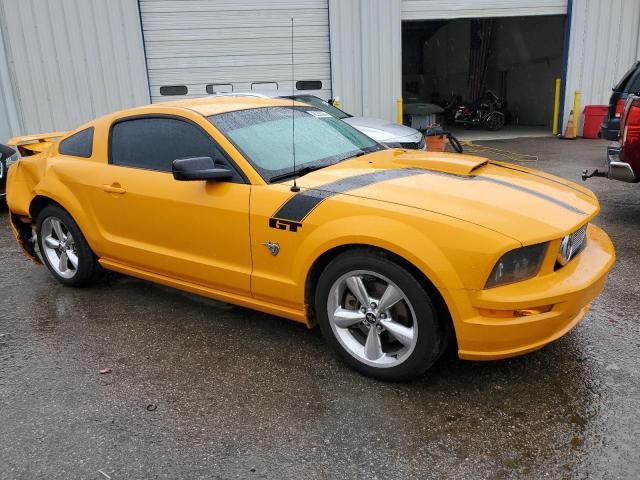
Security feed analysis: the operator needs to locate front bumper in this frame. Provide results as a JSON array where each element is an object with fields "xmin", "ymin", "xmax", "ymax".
[
  {"xmin": 383, "ymin": 135, "xmax": 426, "ymax": 150},
  {"xmin": 448, "ymin": 224, "xmax": 615, "ymax": 360}
]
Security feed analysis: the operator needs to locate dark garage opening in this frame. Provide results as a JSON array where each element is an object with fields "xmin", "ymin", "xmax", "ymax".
[{"xmin": 402, "ymin": 15, "xmax": 566, "ymax": 137}]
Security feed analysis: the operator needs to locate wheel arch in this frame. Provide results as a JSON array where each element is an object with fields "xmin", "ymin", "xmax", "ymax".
[
  {"xmin": 29, "ymin": 194, "xmax": 60, "ymax": 220},
  {"xmin": 304, "ymin": 244, "xmax": 455, "ymax": 349},
  {"xmin": 28, "ymin": 193, "xmax": 101, "ymax": 255}
]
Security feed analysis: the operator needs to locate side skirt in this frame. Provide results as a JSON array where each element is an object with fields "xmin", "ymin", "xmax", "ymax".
[{"xmin": 98, "ymin": 258, "xmax": 309, "ymax": 326}]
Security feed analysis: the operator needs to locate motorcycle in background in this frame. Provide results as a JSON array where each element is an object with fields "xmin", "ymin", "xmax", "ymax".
[{"xmin": 454, "ymin": 89, "xmax": 506, "ymax": 131}]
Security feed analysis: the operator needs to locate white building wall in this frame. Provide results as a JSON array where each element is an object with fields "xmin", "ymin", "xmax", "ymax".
[
  {"xmin": 329, "ymin": 0, "xmax": 402, "ymax": 121},
  {"xmin": 0, "ymin": 15, "xmax": 20, "ymax": 143},
  {"xmin": 0, "ymin": 0, "xmax": 150, "ymax": 135},
  {"xmin": 564, "ymin": 0, "xmax": 640, "ymax": 134}
]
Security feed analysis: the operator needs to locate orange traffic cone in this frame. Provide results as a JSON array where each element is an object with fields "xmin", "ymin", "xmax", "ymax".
[{"xmin": 562, "ymin": 110, "xmax": 576, "ymax": 139}]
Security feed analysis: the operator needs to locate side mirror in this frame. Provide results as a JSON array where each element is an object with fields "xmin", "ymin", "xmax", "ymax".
[{"xmin": 172, "ymin": 156, "xmax": 233, "ymax": 182}]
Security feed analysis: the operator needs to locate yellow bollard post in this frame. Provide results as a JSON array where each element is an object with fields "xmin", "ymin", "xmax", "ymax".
[
  {"xmin": 396, "ymin": 97, "xmax": 403, "ymax": 125},
  {"xmin": 552, "ymin": 78, "xmax": 561, "ymax": 135},
  {"xmin": 573, "ymin": 90, "xmax": 581, "ymax": 138}
]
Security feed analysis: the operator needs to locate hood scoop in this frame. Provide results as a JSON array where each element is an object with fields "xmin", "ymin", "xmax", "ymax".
[{"xmin": 389, "ymin": 150, "xmax": 489, "ymax": 176}]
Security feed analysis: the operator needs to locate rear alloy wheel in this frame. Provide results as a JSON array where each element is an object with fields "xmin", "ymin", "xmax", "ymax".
[
  {"xmin": 316, "ymin": 250, "xmax": 445, "ymax": 381},
  {"xmin": 36, "ymin": 205, "xmax": 103, "ymax": 287},
  {"xmin": 41, "ymin": 217, "xmax": 79, "ymax": 279}
]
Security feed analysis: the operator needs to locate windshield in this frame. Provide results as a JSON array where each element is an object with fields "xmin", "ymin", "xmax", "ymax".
[
  {"xmin": 282, "ymin": 95, "xmax": 351, "ymax": 120},
  {"xmin": 209, "ymin": 106, "xmax": 381, "ymax": 182}
]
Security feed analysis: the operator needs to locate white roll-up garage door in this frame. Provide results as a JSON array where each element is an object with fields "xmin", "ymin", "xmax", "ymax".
[
  {"xmin": 139, "ymin": 0, "xmax": 332, "ymax": 102},
  {"xmin": 402, "ymin": 0, "xmax": 567, "ymax": 20}
]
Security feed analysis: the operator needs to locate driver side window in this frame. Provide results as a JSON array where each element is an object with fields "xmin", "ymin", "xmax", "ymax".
[{"xmin": 109, "ymin": 117, "xmax": 238, "ymax": 179}]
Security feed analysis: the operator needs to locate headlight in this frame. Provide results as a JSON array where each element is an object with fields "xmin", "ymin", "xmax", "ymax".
[{"xmin": 485, "ymin": 243, "xmax": 548, "ymax": 289}]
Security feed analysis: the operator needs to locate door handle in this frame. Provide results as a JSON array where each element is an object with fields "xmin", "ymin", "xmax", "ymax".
[{"xmin": 102, "ymin": 183, "xmax": 126, "ymax": 194}]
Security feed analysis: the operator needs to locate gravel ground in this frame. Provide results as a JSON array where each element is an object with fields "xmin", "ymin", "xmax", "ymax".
[{"xmin": 0, "ymin": 137, "xmax": 638, "ymax": 479}]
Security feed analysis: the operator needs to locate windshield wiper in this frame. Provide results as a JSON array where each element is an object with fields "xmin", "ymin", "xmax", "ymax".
[
  {"xmin": 269, "ymin": 148, "xmax": 380, "ymax": 183},
  {"xmin": 269, "ymin": 165, "xmax": 326, "ymax": 183},
  {"xmin": 341, "ymin": 147, "xmax": 379, "ymax": 161},
  {"xmin": 343, "ymin": 151, "xmax": 368, "ymax": 160}
]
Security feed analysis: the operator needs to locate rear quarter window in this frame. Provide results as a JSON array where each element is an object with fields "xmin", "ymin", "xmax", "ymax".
[{"xmin": 59, "ymin": 127, "xmax": 94, "ymax": 158}]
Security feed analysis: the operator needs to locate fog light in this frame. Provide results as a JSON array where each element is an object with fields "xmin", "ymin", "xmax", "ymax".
[
  {"xmin": 514, "ymin": 305, "xmax": 553, "ymax": 317},
  {"xmin": 479, "ymin": 305, "xmax": 553, "ymax": 318}
]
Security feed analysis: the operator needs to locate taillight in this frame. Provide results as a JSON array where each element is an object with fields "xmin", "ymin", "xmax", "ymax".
[
  {"xmin": 622, "ymin": 102, "xmax": 640, "ymax": 145},
  {"xmin": 614, "ymin": 98, "xmax": 626, "ymax": 118}
]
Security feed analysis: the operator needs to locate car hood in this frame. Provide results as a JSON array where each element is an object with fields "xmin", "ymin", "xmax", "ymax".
[
  {"xmin": 283, "ymin": 149, "xmax": 598, "ymax": 244},
  {"xmin": 343, "ymin": 116, "xmax": 422, "ymax": 143}
]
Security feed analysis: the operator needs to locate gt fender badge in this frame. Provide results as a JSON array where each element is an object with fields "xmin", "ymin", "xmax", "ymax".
[
  {"xmin": 269, "ymin": 218, "xmax": 302, "ymax": 232},
  {"xmin": 263, "ymin": 241, "xmax": 280, "ymax": 256}
]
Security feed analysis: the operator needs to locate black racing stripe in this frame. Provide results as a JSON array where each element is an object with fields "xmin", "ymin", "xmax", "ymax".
[
  {"xmin": 272, "ymin": 166, "xmax": 586, "ymax": 224},
  {"xmin": 273, "ymin": 168, "xmax": 426, "ymax": 222},
  {"xmin": 407, "ymin": 169, "xmax": 587, "ymax": 215},
  {"xmin": 490, "ymin": 162, "xmax": 594, "ymax": 197},
  {"xmin": 478, "ymin": 176, "xmax": 586, "ymax": 215}
]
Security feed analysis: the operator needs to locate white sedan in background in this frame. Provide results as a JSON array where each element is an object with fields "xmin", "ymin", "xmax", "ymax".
[{"xmin": 282, "ymin": 94, "xmax": 426, "ymax": 150}]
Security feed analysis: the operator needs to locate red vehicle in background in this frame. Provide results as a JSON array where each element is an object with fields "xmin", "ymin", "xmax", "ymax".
[{"xmin": 583, "ymin": 95, "xmax": 640, "ymax": 183}]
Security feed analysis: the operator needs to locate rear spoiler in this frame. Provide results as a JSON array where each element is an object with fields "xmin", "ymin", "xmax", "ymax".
[{"xmin": 7, "ymin": 131, "xmax": 68, "ymax": 156}]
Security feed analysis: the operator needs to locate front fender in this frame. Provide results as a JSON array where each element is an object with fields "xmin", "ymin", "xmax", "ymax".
[
  {"xmin": 292, "ymin": 214, "xmax": 463, "ymax": 292},
  {"xmin": 290, "ymin": 196, "xmax": 518, "ymax": 296}
]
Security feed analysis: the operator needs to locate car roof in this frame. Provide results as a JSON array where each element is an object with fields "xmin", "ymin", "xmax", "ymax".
[{"xmin": 135, "ymin": 95, "xmax": 305, "ymax": 117}]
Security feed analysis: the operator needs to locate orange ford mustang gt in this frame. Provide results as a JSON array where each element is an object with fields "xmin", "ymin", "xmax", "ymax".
[{"xmin": 4, "ymin": 96, "xmax": 615, "ymax": 380}]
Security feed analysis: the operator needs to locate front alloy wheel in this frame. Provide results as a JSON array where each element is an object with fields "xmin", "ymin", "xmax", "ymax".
[
  {"xmin": 327, "ymin": 271, "xmax": 418, "ymax": 368},
  {"xmin": 316, "ymin": 249, "xmax": 446, "ymax": 381}
]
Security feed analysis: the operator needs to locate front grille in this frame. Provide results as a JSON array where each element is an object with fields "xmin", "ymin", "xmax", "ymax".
[
  {"xmin": 572, "ymin": 224, "xmax": 588, "ymax": 254},
  {"xmin": 556, "ymin": 224, "xmax": 588, "ymax": 269},
  {"xmin": 400, "ymin": 137, "xmax": 426, "ymax": 150}
]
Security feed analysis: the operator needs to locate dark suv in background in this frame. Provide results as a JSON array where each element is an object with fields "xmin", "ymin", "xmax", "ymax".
[
  {"xmin": 606, "ymin": 95, "xmax": 640, "ymax": 183},
  {"xmin": 0, "ymin": 144, "xmax": 17, "ymax": 200},
  {"xmin": 585, "ymin": 95, "xmax": 640, "ymax": 185},
  {"xmin": 601, "ymin": 61, "xmax": 640, "ymax": 140}
]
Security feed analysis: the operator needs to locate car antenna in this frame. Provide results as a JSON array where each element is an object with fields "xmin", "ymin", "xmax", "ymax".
[{"xmin": 290, "ymin": 17, "xmax": 300, "ymax": 192}]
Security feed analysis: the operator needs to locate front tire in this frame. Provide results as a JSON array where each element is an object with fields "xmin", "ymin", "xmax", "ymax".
[
  {"xmin": 315, "ymin": 249, "xmax": 445, "ymax": 381},
  {"xmin": 36, "ymin": 204, "xmax": 103, "ymax": 287}
]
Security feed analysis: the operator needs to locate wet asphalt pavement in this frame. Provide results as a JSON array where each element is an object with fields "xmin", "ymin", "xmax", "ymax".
[{"xmin": 1, "ymin": 138, "xmax": 639, "ymax": 479}]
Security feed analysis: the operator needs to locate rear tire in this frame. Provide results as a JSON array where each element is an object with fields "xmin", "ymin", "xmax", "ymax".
[
  {"xmin": 36, "ymin": 204, "xmax": 103, "ymax": 287},
  {"xmin": 315, "ymin": 249, "xmax": 445, "ymax": 381}
]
